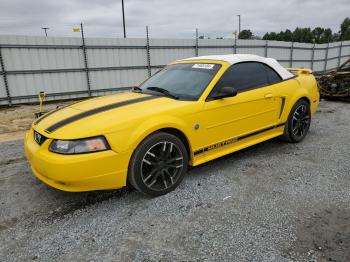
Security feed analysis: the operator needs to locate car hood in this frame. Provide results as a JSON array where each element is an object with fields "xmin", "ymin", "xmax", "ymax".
[{"xmin": 32, "ymin": 91, "xmax": 192, "ymax": 139}]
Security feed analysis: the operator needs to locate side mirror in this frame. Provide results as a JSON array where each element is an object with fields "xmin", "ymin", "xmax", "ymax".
[{"xmin": 212, "ymin": 86, "xmax": 238, "ymax": 100}]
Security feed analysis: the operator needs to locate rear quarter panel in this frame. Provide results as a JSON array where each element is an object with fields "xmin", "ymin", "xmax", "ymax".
[
  {"xmin": 296, "ymin": 74, "xmax": 320, "ymax": 114},
  {"xmin": 275, "ymin": 74, "xmax": 319, "ymax": 123}
]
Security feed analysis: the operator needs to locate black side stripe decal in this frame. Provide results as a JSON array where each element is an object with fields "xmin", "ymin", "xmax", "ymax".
[
  {"xmin": 194, "ymin": 123, "xmax": 285, "ymax": 156},
  {"xmin": 45, "ymin": 96, "xmax": 158, "ymax": 133}
]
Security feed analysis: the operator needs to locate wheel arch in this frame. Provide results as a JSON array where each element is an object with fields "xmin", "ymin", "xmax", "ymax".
[
  {"xmin": 281, "ymin": 90, "xmax": 312, "ymax": 122},
  {"xmin": 131, "ymin": 127, "xmax": 193, "ymax": 164},
  {"xmin": 298, "ymin": 96, "xmax": 311, "ymax": 105},
  {"xmin": 124, "ymin": 116, "xmax": 194, "ymax": 165},
  {"xmin": 155, "ymin": 127, "xmax": 192, "ymax": 161}
]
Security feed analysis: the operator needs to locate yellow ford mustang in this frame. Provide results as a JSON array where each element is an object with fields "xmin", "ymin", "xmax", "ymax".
[{"xmin": 25, "ymin": 54, "xmax": 319, "ymax": 196}]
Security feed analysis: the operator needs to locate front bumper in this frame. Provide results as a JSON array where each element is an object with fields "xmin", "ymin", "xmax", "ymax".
[{"xmin": 24, "ymin": 129, "xmax": 131, "ymax": 192}]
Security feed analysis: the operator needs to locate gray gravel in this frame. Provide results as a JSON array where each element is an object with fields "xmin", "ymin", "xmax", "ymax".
[{"xmin": 0, "ymin": 100, "xmax": 349, "ymax": 261}]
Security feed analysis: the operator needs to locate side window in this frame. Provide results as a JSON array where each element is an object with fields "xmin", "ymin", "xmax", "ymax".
[
  {"xmin": 263, "ymin": 64, "xmax": 282, "ymax": 84},
  {"xmin": 210, "ymin": 62, "xmax": 269, "ymax": 98}
]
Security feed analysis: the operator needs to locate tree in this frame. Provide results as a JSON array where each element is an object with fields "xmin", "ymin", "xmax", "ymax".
[
  {"xmin": 339, "ymin": 17, "xmax": 350, "ymax": 41},
  {"xmin": 243, "ymin": 17, "xmax": 349, "ymax": 43},
  {"xmin": 322, "ymin": 28, "xmax": 333, "ymax": 43},
  {"xmin": 283, "ymin": 29, "xmax": 293, "ymax": 42},
  {"xmin": 263, "ymin": 32, "xmax": 277, "ymax": 41},
  {"xmin": 292, "ymin": 27, "xmax": 314, "ymax": 43},
  {"xmin": 262, "ymin": 33, "xmax": 270, "ymax": 40},
  {"xmin": 312, "ymin": 27, "xmax": 325, "ymax": 43},
  {"xmin": 238, "ymin": 29, "xmax": 253, "ymax": 39}
]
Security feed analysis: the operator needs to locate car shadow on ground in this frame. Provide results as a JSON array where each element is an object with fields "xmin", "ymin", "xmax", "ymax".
[
  {"xmin": 37, "ymin": 136, "xmax": 294, "ymax": 220},
  {"xmin": 0, "ymin": 132, "xmax": 312, "ymax": 229}
]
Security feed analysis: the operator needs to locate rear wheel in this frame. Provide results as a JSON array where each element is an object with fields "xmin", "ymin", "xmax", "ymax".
[
  {"xmin": 282, "ymin": 99, "xmax": 311, "ymax": 143},
  {"xmin": 128, "ymin": 132, "xmax": 188, "ymax": 197}
]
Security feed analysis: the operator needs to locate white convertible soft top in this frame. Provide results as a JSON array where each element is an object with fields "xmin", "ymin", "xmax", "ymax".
[{"xmin": 181, "ymin": 54, "xmax": 294, "ymax": 80}]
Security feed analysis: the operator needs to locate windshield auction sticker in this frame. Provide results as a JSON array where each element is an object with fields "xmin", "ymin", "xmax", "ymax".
[{"xmin": 192, "ymin": 64, "xmax": 214, "ymax": 69}]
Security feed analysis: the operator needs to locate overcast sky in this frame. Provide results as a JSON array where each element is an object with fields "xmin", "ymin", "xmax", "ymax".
[{"xmin": 0, "ymin": 0, "xmax": 349, "ymax": 38}]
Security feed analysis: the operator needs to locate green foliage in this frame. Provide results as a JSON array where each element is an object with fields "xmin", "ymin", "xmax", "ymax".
[
  {"xmin": 339, "ymin": 17, "xmax": 350, "ymax": 41},
  {"xmin": 238, "ymin": 29, "xmax": 253, "ymax": 39},
  {"xmin": 262, "ymin": 17, "xmax": 350, "ymax": 43}
]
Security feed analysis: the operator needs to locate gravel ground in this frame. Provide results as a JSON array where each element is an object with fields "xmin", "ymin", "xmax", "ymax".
[{"xmin": 0, "ymin": 100, "xmax": 349, "ymax": 261}]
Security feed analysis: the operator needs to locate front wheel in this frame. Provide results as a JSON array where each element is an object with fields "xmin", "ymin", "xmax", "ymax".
[
  {"xmin": 282, "ymin": 99, "xmax": 311, "ymax": 143},
  {"xmin": 128, "ymin": 132, "xmax": 188, "ymax": 197}
]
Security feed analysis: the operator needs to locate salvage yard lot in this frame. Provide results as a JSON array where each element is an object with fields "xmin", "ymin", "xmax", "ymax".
[
  {"xmin": 0, "ymin": 100, "xmax": 349, "ymax": 261},
  {"xmin": 0, "ymin": 101, "xmax": 71, "ymax": 142}
]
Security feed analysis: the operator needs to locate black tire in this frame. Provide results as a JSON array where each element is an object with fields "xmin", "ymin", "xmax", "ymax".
[
  {"xmin": 282, "ymin": 99, "xmax": 311, "ymax": 143},
  {"xmin": 128, "ymin": 132, "xmax": 188, "ymax": 197}
]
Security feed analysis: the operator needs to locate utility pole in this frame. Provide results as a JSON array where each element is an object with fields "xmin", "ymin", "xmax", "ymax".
[
  {"xmin": 145, "ymin": 26, "xmax": 151, "ymax": 77},
  {"xmin": 121, "ymin": 0, "xmax": 126, "ymax": 38},
  {"xmin": 195, "ymin": 28, "xmax": 199, "ymax": 56},
  {"xmin": 42, "ymin": 27, "xmax": 49, "ymax": 37},
  {"xmin": 80, "ymin": 23, "xmax": 92, "ymax": 96},
  {"xmin": 237, "ymin": 15, "xmax": 241, "ymax": 39}
]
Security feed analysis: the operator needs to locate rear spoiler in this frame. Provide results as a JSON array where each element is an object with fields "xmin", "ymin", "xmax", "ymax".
[{"xmin": 287, "ymin": 68, "xmax": 313, "ymax": 76}]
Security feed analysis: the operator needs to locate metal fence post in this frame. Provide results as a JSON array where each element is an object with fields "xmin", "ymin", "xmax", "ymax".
[
  {"xmin": 80, "ymin": 23, "xmax": 92, "ymax": 96},
  {"xmin": 289, "ymin": 42, "xmax": 294, "ymax": 68},
  {"xmin": 195, "ymin": 28, "xmax": 199, "ymax": 57},
  {"xmin": 310, "ymin": 42, "xmax": 315, "ymax": 71},
  {"xmin": 337, "ymin": 41, "xmax": 343, "ymax": 67},
  {"xmin": 0, "ymin": 47, "xmax": 11, "ymax": 106},
  {"xmin": 323, "ymin": 41, "xmax": 329, "ymax": 72},
  {"xmin": 146, "ymin": 26, "xmax": 151, "ymax": 77},
  {"xmin": 264, "ymin": 40, "xmax": 268, "ymax": 57}
]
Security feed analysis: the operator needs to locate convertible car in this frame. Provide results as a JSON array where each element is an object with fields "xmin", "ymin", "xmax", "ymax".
[{"xmin": 25, "ymin": 54, "xmax": 319, "ymax": 196}]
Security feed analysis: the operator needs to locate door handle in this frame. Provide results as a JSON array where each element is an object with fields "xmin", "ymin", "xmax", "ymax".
[{"xmin": 264, "ymin": 93, "xmax": 273, "ymax": 99}]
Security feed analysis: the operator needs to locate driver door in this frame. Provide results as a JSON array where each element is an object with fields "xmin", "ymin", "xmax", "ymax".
[{"xmin": 197, "ymin": 62, "xmax": 281, "ymax": 153}]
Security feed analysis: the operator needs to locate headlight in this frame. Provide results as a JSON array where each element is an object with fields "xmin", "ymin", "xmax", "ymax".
[{"xmin": 49, "ymin": 136, "xmax": 110, "ymax": 154}]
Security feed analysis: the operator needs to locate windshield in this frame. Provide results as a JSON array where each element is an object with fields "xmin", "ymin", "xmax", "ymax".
[{"xmin": 139, "ymin": 63, "xmax": 221, "ymax": 100}]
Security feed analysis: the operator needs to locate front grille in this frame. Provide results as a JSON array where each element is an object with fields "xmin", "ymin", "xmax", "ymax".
[{"xmin": 34, "ymin": 131, "xmax": 47, "ymax": 145}]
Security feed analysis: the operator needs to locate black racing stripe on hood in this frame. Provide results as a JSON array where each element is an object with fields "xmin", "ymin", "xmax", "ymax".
[
  {"xmin": 34, "ymin": 104, "xmax": 70, "ymax": 125},
  {"xmin": 34, "ymin": 99, "xmax": 92, "ymax": 125},
  {"xmin": 45, "ymin": 95, "xmax": 158, "ymax": 133}
]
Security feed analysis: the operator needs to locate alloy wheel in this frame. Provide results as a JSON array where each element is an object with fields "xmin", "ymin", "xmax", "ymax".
[
  {"xmin": 141, "ymin": 141, "xmax": 184, "ymax": 191},
  {"xmin": 292, "ymin": 104, "xmax": 310, "ymax": 138}
]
